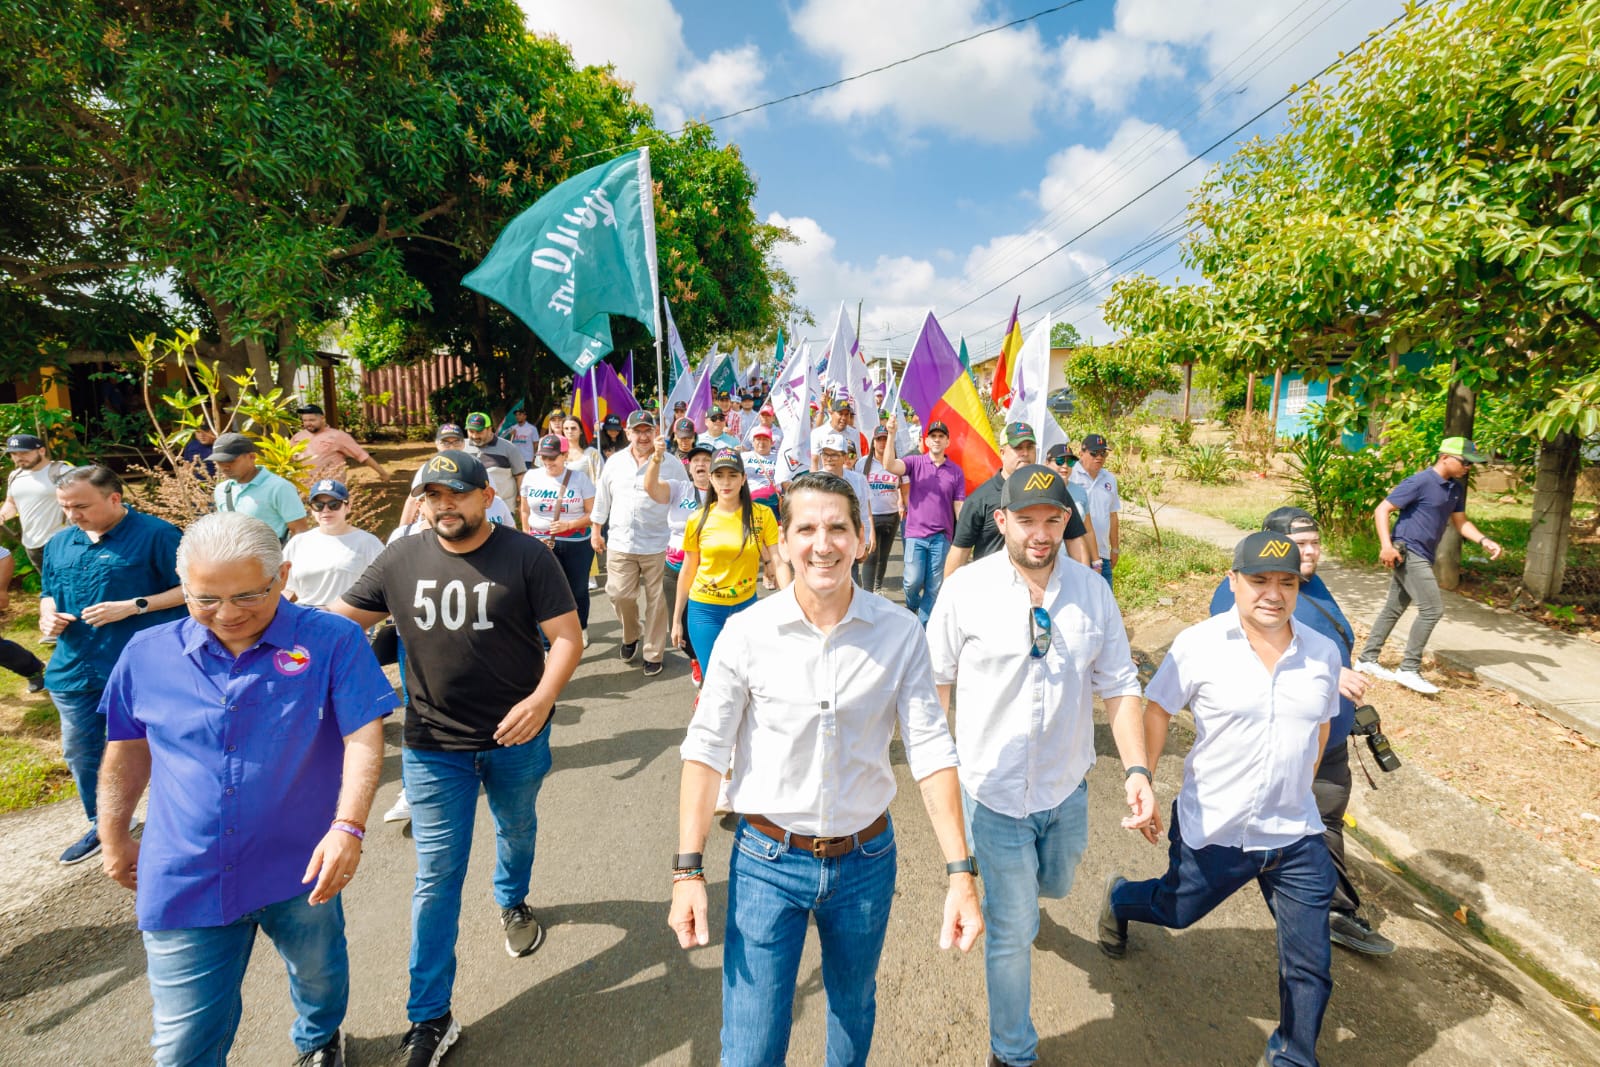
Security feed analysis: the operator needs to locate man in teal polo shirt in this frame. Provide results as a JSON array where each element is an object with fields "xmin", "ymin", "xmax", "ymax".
[
  {"xmin": 40, "ymin": 465, "xmax": 187, "ymax": 865},
  {"xmin": 212, "ymin": 433, "xmax": 310, "ymax": 542}
]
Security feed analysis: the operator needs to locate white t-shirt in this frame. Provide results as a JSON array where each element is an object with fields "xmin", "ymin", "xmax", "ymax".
[
  {"xmin": 7, "ymin": 462, "xmax": 71, "ymax": 548},
  {"xmin": 856, "ymin": 455, "xmax": 903, "ymax": 516},
  {"xmin": 283, "ymin": 527, "xmax": 385, "ymax": 607},
  {"xmin": 837, "ymin": 467, "xmax": 875, "ymax": 549},
  {"xmin": 566, "ymin": 445, "xmax": 603, "ymax": 486},
  {"xmin": 666, "ymin": 479, "xmax": 707, "ymax": 567},
  {"xmin": 507, "ymin": 422, "xmax": 539, "ymax": 464},
  {"xmin": 742, "ymin": 449, "xmax": 779, "ymax": 499},
  {"xmin": 520, "ymin": 467, "xmax": 595, "ymax": 540}
]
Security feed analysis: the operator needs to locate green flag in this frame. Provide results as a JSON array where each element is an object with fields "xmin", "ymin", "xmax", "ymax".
[
  {"xmin": 957, "ymin": 336, "xmax": 971, "ymax": 370},
  {"xmin": 463, "ymin": 149, "xmax": 660, "ymax": 374},
  {"xmin": 709, "ymin": 351, "xmax": 740, "ymax": 396}
]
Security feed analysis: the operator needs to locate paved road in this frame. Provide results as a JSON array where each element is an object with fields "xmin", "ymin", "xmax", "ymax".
[{"xmin": 3, "ymin": 572, "xmax": 1597, "ymax": 1065}]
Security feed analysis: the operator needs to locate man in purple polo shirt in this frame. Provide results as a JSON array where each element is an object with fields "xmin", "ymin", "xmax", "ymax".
[
  {"xmin": 881, "ymin": 417, "xmax": 966, "ymax": 624},
  {"xmin": 1356, "ymin": 436, "xmax": 1505, "ymax": 694},
  {"xmin": 96, "ymin": 511, "xmax": 396, "ymax": 1067}
]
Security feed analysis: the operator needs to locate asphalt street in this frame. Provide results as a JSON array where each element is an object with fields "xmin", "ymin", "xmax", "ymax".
[{"xmin": 2, "ymin": 566, "xmax": 1597, "ymax": 1065}]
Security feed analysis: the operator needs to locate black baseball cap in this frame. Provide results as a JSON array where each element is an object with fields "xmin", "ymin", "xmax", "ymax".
[
  {"xmin": 1262, "ymin": 506, "xmax": 1318, "ymax": 535},
  {"xmin": 5, "ymin": 434, "xmax": 45, "ymax": 452},
  {"xmin": 1003, "ymin": 421, "xmax": 1036, "ymax": 447},
  {"xmin": 673, "ymin": 417, "xmax": 697, "ymax": 436},
  {"xmin": 410, "ymin": 449, "xmax": 489, "ymax": 496},
  {"xmin": 830, "ymin": 397, "xmax": 853, "ymax": 413},
  {"xmin": 1081, "ymin": 433, "xmax": 1110, "ymax": 452},
  {"xmin": 536, "ymin": 433, "xmax": 564, "ymax": 457},
  {"xmin": 602, "ymin": 413, "xmax": 623, "ymax": 430},
  {"xmin": 625, "ymin": 410, "xmax": 655, "ymax": 428},
  {"xmin": 1045, "ymin": 442, "xmax": 1072, "ymax": 465},
  {"xmin": 710, "ymin": 448, "xmax": 745, "ymax": 473},
  {"xmin": 1001, "ymin": 464, "xmax": 1072, "ymax": 511},
  {"xmin": 685, "ymin": 441, "xmax": 715, "ymax": 461},
  {"xmin": 925, "ymin": 420, "xmax": 950, "ymax": 436},
  {"xmin": 1232, "ymin": 531, "xmax": 1302, "ymax": 575},
  {"xmin": 296, "ymin": 404, "xmax": 324, "ymax": 416},
  {"xmin": 210, "ymin": 432, "xmax": 257, "ymax": 461}
]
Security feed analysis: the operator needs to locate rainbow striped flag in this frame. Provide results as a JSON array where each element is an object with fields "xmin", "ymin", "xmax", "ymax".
[
  {"xmin": 901, "ymin": 312, "xmax": 1001, "ymax": 494},
  {"xmin": 993, "ymin": 297, "xmax": 1022, "ymax": 410}
]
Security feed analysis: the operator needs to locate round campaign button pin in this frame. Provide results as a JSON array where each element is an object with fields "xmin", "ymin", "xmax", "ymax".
[{"xmin": 273, "ymin": 646, "xmax": 312, "ymax": 676}]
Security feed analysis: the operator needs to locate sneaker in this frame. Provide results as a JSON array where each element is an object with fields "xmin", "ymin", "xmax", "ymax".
[
  {"xmin": 1097, "ymin": 873, "xmax": 1128, "ymax": 959},
  {"xmin": 384, "ymin": 790, "xmax": 412, "ymax": 824},
  {"xmin": 619, "ymin": 640, "xmax": 639, "ymax": 663},
  {"xmin": 582, "ymin": 629, "xmax": 591, "ymax": 649},
  {"xmin": 26, "ymin": 671, "xmax": 45, "ymax": 693},
  {"xmin": 1330, "ymin": 912, "xmax": 1397, "ymax": 956},
  {"xmin": 400, "ymin": 1012, "xmax": 460, "ymax": 1067},
  {"xmin": 59, "ymin": 826, "xmax": 101, "ymax": 866},
  {"xmin": 1391, "ymin": 669, "xmax": 1440, "ymax": 695},
  {"xmin": 690, "ymin": 659, "xmax": 702, "ymax": 688},
  {"xmin": 588, "ymin": 576, "xmax": 599, "ymax": 591},
  {"xmin": 643, "ymin": 659, "xmax": 663, "ymax": 677},
  {"xmin": 1354, "ymin": 659, "xmax": 1394, "ymax": 682},
  {"xmin": 294, "ymin": 1030, "xmax": 344, "ymax": 1066},
  {"xmin": 502, "ymin": 902, "xmax": 546, "ymax": 958}
]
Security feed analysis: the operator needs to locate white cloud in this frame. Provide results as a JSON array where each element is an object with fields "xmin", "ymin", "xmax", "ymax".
[
  {"xmin": 520, "ymin": 1, "xmax": 766, "ymax": 129},
  {"xmin": 1056, "ymin": 32, "xmax": 1181, "ymax": 113},
  {"xmin": 788, "ymin": 0, "xmax": 1054, "ymax": 143}
]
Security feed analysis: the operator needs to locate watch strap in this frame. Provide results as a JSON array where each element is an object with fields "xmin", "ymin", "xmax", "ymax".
[
  {"xmin": 1124, "ymin": 765, "xmax": 1151, "ymax": 782},
  {"xmin": 946, "ymin": 856, "xmax": 978, "ymax": 877},
  {"xmin": 672, "ymin": 852, "xmax": 703, "ymax": 870}
]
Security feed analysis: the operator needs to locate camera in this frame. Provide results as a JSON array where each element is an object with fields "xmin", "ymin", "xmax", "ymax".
[{"xmin": 1351, "ymin": 705, "xmax": 1401, "ymax": 772}]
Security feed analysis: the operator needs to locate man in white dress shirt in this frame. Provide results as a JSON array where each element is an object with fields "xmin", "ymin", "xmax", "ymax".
[
  {"xmin": 669, "ymin": 470, "xmax": 983, "ymax": 1067},
  {"xmin": 1099, "ymin": 530, "xmax": 1341, "ymax": 1067},
  {"xmin": 928, "ymin": 464, "xmax": 1153, "ymax": 1067}
]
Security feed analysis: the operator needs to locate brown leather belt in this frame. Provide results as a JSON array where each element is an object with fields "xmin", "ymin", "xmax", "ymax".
[{"xmin": 744, "ymin": 812, "xmax": 889, "ymax": 858}]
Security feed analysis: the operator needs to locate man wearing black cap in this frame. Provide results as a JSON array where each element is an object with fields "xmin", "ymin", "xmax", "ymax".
[
  {"xmin": 929, "ymin": 465, "xmax": 1151, "ymax": 1067},
  {"xmin": 211, "ymin": 434, "xmax": 310, "ymax": 541},
  {"xmin": 1068, "ymin": 433, "xmax": 1119, "ymax": 588},
  {"xmin": 292, "ymin": 404, "xmax": 391, "ymax": 479},
  {"xmin": 879, "ymin": 416, "xmax": 966, "ymax": 624},
  {"xmin": 1357, "ymin": 436, "xmax": 1504, "ymax": 695},
  {"xmin": 1, "ymin": 433, "xmax": 70, "ymax": 570},
  {"xmin": 1100, "ymin": 531, "xmax": 1342, "ymax": 1067},
  {"xmin": 946, "ymin": 423, "xmax": 1089, "ymax": 579},
  {"xmin": 334, "ymin": 450, "xmax": 581, "ymax": 1065},
  {"xmin": 1209, "ymin": 507, "xmax": 1392, "ymax": 956},
  {"xmin": 697, "ymin": 408, "xmax": 741, "ymax": 451}
]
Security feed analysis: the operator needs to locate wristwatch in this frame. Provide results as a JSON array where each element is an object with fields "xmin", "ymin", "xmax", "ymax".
[
  {"xmin": 946, "ymin": 856, "xmax": 979, "ymax": 878},
  {"xmin": 134, "ymin": 597, "xmax": 150, "ymax": 615}
]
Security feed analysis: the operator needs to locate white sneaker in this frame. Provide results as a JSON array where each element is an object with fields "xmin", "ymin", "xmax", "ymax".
[
  {"xmin": 384, "ymin": 791, "xmax": 412, "ymax": 823},
  {"xmin": 588, "ymin": 577, "xmax": 600, "ymax": 591},
  {"xmin": 582, "ymin": 630, "xmax": 591, "ymax": 648},
  {"xmin": 1391, "ymin": 669, "xmax": 1440, "ymax": 695},
  {"xmin": 1354, "ymin": 660, "xmax": 1394, "ymax": 682}
]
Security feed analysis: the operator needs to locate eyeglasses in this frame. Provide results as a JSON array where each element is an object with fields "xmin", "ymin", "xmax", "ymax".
[
  {"xmin": 1029, "ymin": 606, "xmax": 1052, "ymax": 659},
  {"xmin": 183, "ymin": 580, "xmax": 278, "ymax": 611},
  {"xmin": 309, "ymin": 500, "xmax": 346, "ymax": 511}
]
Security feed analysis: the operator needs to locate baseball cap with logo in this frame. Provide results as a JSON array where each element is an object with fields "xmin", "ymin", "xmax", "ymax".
[
  {"xmin": 435, "ymin": 423, "xmax": 464, "ymax": 442},
  {"xmin": 1001, "ymin": 464, "xmax": 1072, "ymax": 511},
  {"xmin": 409, "ymin": 449, "xmax": 489, "ymax": 497},
  {"xmin": 1045, "ymin": 442, "xmax": 1072, "ymax": 465},
  {"xmin": 5, "ymin": 434, "xmax": 45, "ymax": 453},
  {"xmin": 626, "ymin": 410, "xmax": 656, "ymax": 429},
  {"xmin": 830, "ymin": 397, "xmax": 854, "ymax": 413},
  {"xmin": 1232, "ymin": 531, "xmax": 1302, "ymax": 575},
  {"xmin": 1262, "ymin": 506, "xmax": 1318, "ymax": 535},
  {"xmin": 673, "ymin": 418, "xmax": 697, "ymax": 436},
  {"xmin": 602, "ymin": 413, "xmax": 623, "ymax": 431},
  {"xmin": 872, "ymin": 423, "xmax": 889, "ymax": 439},
  {"xmin": 464, "ymin": 412, "xmax": 491, "ymax": 431},
  {"xmin": 925, "ymin": 420, "xmax": 950, "ymax": 436},
  {"xmin": 1004, "ymin": 421, "xmax": 1036, "ymax": 447},
  {"xmin": 210, "ymin": 432, "xmax": 257, "ymax": 461},
  {"xmin": 817, "ymin": 432, "xmax": 849, "ymax": 454},
  {"xmin": 1439, "ymin": 436, "xmax": 1486, "ymax": 463},
  {"xmin": 710, "ymin": 448, "xmax": 745, "ymax": 473},
  {"xmin": 1081, "ymin": 433, "xmax": 1111, "ymax": 453},
  {"xmin": 537, "ymin": 433, "xmax": 564, "ymax": 457},
  {"xmin": 309, "ymin": 478, "xmax": 349, "ymax": 502}
]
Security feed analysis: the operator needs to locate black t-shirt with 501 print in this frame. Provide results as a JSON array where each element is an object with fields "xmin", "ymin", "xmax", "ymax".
[{"xmin": 343, "ymin": 524, "xmax": 576, "ymax": 750}]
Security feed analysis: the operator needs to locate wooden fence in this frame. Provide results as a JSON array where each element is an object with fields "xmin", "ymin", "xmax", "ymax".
[{"xmin": 360, "ymin": 354, "xmax": 474, "ymax": 429}]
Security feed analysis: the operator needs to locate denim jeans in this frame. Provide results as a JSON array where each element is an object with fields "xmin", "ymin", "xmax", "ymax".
[
  {"xmin": 1359, "ymin": 552, "xmax": 1443, "ymax": 672},
  {"xmin": 721, "ymin": 817, "xmax": 898, "ymax": 1067},
  {"xmin": 901, "ymin": 533, "xmax": 950, "ymax": 625},
  {"xmin": 402, "ymin": 724, "xmax": 554, "ymax": 1022},
  {"xmin": 1111, "ymin": 804, "xmax": 1334, "ymax": 1067},
  {"xmin": 50, "ymin": 687, "xmax": 106, "ymax": 824},
  {"xmin": 142, "ymin": 891, "xmax": 347, "ymax": 1063},
  {"xmin": 964, "ymin": 781, "xmax": 1089, "ymax": 1066},
  {"xmin": 1098, "ymin": 556, "xmax": 1114, "ymax": 591}
]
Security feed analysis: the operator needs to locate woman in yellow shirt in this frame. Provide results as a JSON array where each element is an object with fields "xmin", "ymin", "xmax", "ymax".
[{"xmin": 673, "ymin": 449, "xmax": 789, "ymax": 672}]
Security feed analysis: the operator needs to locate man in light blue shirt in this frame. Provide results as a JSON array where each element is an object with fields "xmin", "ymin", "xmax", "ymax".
[
  {"xmin": 696, "ymin": 408, "xmax": 741, "ymax": 451},
  {"xmin": 211, "ymin": 433, "xmax": 309, "ymax": 541}
]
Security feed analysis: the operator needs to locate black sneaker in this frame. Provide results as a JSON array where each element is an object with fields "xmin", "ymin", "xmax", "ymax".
[
  {"xmin": 642, "ymin": 659, "xmax": 663, "ymax": 677},
  {"xmin": 26, "ymin": 671, "xmax": 45, "ymax": 694},
  {"xmin": 400, "ymin": 1012, "xmax": 460, "ymax": 1067},
  {"xmin": 1330, "ymin": 911, "xmax": 1396, "ymax": 956},
  {"xmin": 294, "ymin": 1030, "xmax": 344, "ymax": 1066},
  {"xmin": 1097, "ymin": 873, "xmax": 1128, "ymax": 959},
  {"xmin": 619, "ymin": 640, "xmax": 639, "ymax": 663},
  {"xmin": 501, "ymin": 902, "xmax": 546, "ymax": 958},
  {"xmin": 59, "ymin": 826, "xmax": 101, "ymax": 866}
]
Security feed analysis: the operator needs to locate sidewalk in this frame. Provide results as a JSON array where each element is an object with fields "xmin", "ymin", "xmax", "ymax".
[{"xmin": 1132, "ymin": 503, "xmax": 1600, "ymax": 1004}]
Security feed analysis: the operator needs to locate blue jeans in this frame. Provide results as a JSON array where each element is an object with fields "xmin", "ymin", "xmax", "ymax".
[
  {"xmin": 1111, "ymin": 805, "xmax": 1334, "ymax": 1067},
  {"xmin": 686, "ymin": 595, "xmax": 755, "ymax": 676},
  {"xmin": 901, "ymin": 533, "xmax": 950, "ymax": 625},
  {"xmin": 402, "ymin": 725, "xmax": 554, "ymax": 1022},
  {"xmin": 142, "ymin": 891, "xmax": 347, "ymax": 1063},
  {"xmin": 50, "ymin": 687, "xmax": 106, "ymax": 824},
  {"xmin": 964, "ymin": 781, "xmax": 1089, "ymax": 1066},
  {"xmin": 1098, "ymin": 557, "xmax": 1114, "ymax": 590},
  {"xmin": 722, "ymin": 817, "xmax": 898, "ymax": 1067}
]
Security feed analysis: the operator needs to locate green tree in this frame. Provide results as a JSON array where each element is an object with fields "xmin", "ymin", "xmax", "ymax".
[
  {"xmin": 1104, "ymin": 0, "xmax": 1600, "ymax": 596},
  {"xmin": 1061, "ymin": 341, "xmax": 1181, "ymax": 419},
  {"xmin": 1050, "ymin": 321, "xmax": 1082, "ymax": 349}
]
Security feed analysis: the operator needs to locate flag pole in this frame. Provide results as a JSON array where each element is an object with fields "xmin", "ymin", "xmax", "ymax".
[
  {"xmin": 655, "ymin": 292, "xmax": 667, "ymax": 415},
  {"xmin": 589, "ymin": 364, "xmax": 599, "ymax": 438}
]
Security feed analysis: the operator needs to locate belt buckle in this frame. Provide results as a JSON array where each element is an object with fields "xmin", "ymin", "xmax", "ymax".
[{"xmin": 811, "ymin": 836, "xmax": 840, "ymax": 858}]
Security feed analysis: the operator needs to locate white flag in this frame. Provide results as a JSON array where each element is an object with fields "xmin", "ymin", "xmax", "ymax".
[
  {"xmin": 1011, "ymin": 314, "xmax": 1067, "ymax": 454},
  {"xmin": 665, "ymin": 363, "xmax": 699, "ymax": 416},
  {"xmin": 820, "ymin": 302, "xmax": 857, "ymax": 397},
  {"xmin": 772, "ymin": 336, "xmax": 816, "ymax": 484}
]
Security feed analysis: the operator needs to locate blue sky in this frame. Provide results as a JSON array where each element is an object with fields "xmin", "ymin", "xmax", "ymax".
[{"xmin": 521, "ymin": 0, "xmax": 1408, "ymax": 363}]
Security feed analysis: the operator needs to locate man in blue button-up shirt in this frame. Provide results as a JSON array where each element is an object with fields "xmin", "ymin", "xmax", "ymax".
[
  {"xmin": 96, "ymin": 511, "xmax": 396, "ymax": 1067},
  {"xmin": 39, "ymin": 465, "xmax": 186, "ymax": 866}
]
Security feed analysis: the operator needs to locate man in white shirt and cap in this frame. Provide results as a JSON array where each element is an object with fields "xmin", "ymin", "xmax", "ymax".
[
  {"xmin": 1099, "ymin": 530, "xmax": 1342, "ymax": 1067},
  {"xmin": 928, "ymin": 464, "xmax": 1153, "ymax": 1067},
  {"xmin": 669, "ymin": 470, "xmax": 982, "ymax": 1067}
]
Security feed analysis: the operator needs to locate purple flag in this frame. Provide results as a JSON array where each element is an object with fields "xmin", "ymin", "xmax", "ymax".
[{"xmin": 685, "ymin": 347, "xmax": 723, "ymax": 430}]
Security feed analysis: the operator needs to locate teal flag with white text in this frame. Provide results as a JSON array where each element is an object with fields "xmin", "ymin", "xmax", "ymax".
[{"xmin": 463, "ymin": 149, "xmax": 660, "ymax": 374}]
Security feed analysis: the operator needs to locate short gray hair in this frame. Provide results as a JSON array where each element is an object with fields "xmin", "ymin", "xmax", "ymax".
[{"xmin": 176, "ymin": 512, "xmax": 283, "ymax": 583}]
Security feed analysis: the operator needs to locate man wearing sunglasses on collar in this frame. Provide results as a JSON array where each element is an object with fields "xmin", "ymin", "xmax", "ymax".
[{"xmin": 927, "ymin": 464, "xmax": 1151, "ymax": 1067}]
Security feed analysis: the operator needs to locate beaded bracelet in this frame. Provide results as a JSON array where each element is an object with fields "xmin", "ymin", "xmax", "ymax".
[
  {"xmin": 332, "ymin": 820, "xmax": 366, "ymax": 842},
  {"xmin": 672, "ymin": 868, "xmax": 705, "ymax": 883}
]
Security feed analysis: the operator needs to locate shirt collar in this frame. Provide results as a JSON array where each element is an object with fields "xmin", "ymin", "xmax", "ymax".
[
  {"xmin": 1223, "ymin": 605, "xmax": 1304, "ymax": 652},
  {"xmin": 769, "ymin": 583, "xmax": 873, "ymax": 634},
  {"xmin": 180, "ymin": 597, "xmax": 300, "ymax": 657}
]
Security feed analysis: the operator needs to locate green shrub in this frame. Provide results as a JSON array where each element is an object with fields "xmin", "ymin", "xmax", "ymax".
[{"xmin": 1177, "ymin": 443, "xmax": 1242, "ymax": 485}]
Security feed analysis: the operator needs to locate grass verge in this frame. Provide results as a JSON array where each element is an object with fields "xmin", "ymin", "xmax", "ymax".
[
  {"xmin": 1114, "ymin": 527, "xmax": 1229, "ymax": 613},
  {"xmin": 0, "ymin": 735, "xmax": 72, "ymax": 813}
]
